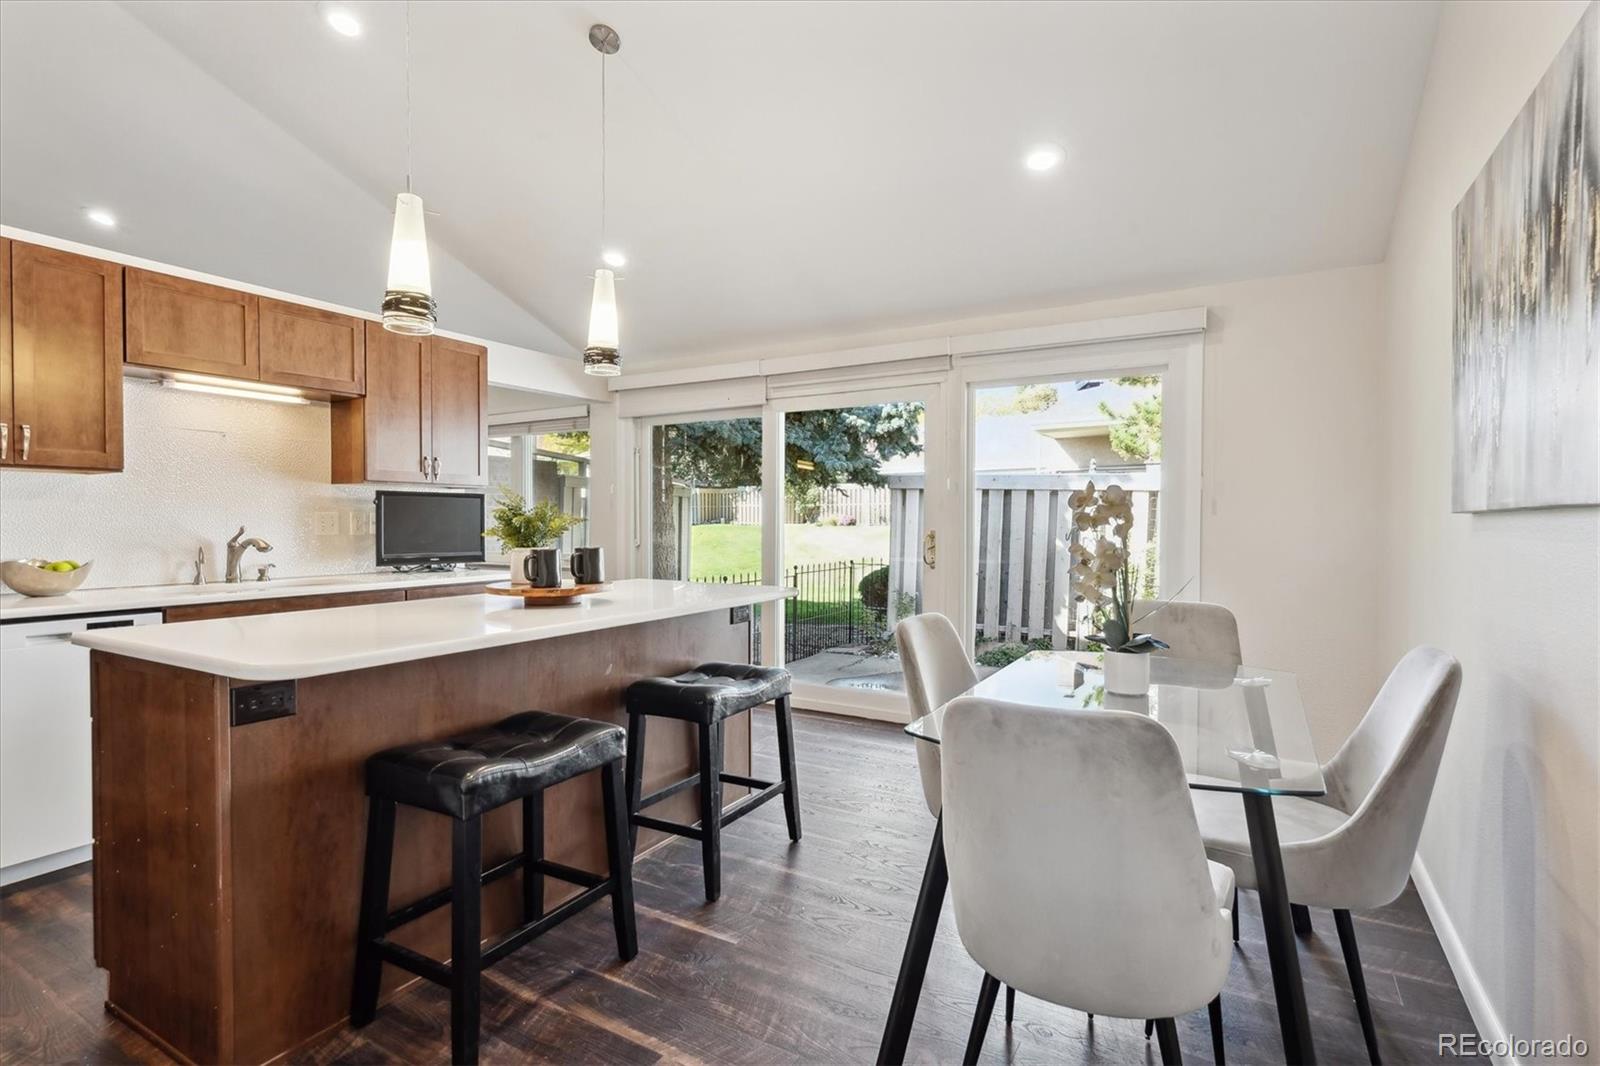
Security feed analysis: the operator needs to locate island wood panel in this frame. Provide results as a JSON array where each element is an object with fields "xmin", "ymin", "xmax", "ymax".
[
  {"xmin": 403, "ymin": 581, "xmax": 492, "ymax": 600},
  {"xmin": 162, "ymin": 588, "xmax": 405, "ymax": 623},
  {"xmin": 257, "ymin": 297, "xmax": 365, "ymax": 395},
  {"xmin": 124, "ymin": 268, "xmax": 257, "ymax": 379},
  {"xmin": 5, "ymin": 241, "xmax": 124, "ymax": 470},
  {"xmin": 90, "ymin": 653, "xmax": 233, "ymax": 1064},
  {"xmin": 90, "ymin": 608, "xmax": 753, "ymax": 1065}
]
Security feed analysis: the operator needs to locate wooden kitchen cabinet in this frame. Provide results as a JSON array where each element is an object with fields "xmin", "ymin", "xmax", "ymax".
[
  {"xmin": 1, "ymin": 240, "xmax": 124, "ymax": 471},
  {"xmin": 427, "ymin": 335, "xmax": 489, "ymax": 486},
  {"xmin": 162, "ymin": 589, "xmax": 405, "ymax": 624},
  {"xmin": 331, "ymin": 325, "xmax": 486, "ymax": 487},
  {"xmin": 258, "ymin": 297, "xmax": 365, "ymax": 395},
  {"xmin": 125, "ymin": 267, "xmax": 258, "ymax": 378}
]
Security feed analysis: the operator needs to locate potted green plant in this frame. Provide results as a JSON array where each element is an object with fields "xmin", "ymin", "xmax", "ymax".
[
  {"xmin": 484, "ymin": 490, "xmax": 584, "ymax": 586},
  {"xmin": 1059, "ymin": 481, "xmax": 1169, "ymax": 694}
]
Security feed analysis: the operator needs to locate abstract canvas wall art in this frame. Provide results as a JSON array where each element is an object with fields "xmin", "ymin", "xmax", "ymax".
[{"xmin": 1453, "ymin": 6, "xmax": 1600, "ymax": 512}]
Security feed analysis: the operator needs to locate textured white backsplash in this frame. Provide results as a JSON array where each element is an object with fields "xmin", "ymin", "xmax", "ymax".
[{"xmin": 0, "ymin": 379, "xmax": 379, "ymax": 589}]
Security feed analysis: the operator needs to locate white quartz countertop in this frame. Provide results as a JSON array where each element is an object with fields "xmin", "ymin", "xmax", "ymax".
[
  {"xmin": 71, "ymin": 579, "xmax": 792, "ymax": 681},
  {"xmin": 0, "ymin": 568, "xmax": 501, "ymax": 622}
]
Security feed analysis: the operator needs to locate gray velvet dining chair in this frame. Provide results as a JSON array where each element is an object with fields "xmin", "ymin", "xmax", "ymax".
[
  {"xmin": 894, "ymin": 612, "xmax": 978, "ymax": 816},
  {"xmin": 1131, "ymin": 599, "xmax": 1243, "ymax": 665},
  {"xmin": 940, "ymin": 696, "xmax": 1234, "ymax": 1065},
  {"xmin": 1189, "ymin": 646, "xmax": 1462, "ymax": 1064}
]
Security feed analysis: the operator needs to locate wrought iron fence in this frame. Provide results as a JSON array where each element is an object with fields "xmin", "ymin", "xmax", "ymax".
[{"xmin": 700, "ymin": 558, "xmax": 890, "ymax": 663}]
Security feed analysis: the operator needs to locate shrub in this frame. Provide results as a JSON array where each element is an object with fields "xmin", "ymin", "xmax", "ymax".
[{"xmin": 858, "ymin": 565, "xmax": 890, "ymax": 610}]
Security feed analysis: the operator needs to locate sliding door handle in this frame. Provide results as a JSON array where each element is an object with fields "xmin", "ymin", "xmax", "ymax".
[{"xmin": 922, "ymin": 530, "xmax": 936, "ymax": 569}]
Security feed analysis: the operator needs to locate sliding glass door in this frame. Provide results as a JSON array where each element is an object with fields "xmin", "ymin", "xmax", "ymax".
[
  {"xmin": 770, "ymin": 385, "xmax": 948, "ymax": 718},
  {"xmin": 959, "ymin": 337, "xmax": 1201, "ymax": 669}
]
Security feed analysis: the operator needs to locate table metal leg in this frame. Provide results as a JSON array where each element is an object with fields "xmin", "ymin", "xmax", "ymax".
[
  {"xmin": 877, "ymin": 815, "xmax": 949, "ymax": 1066},
  {"xmin": 1242, "ymin": 792, "xmax": 1316, "ymax": 1064}
]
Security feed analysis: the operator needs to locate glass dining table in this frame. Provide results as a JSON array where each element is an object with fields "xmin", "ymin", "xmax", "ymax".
[{"xmin": 877, "ymin": 650, "xmax": 1324, "ymax": 1065}]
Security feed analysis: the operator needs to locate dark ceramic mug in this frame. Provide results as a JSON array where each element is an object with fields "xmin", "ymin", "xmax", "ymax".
[
  {"xmin": 523, "ymin": 548, "xmax": 563, "ymax": 588},
  {"xmin": 570, "ymin": 546, "xmax": 605, "ymax": 585}
]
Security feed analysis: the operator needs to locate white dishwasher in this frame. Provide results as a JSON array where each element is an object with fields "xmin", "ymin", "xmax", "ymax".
[{"xmin": 0, "ymin": 610, "xmax": 163, "ymax": 885}]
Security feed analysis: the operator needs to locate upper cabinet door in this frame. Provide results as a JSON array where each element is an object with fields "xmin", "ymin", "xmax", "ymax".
[
  {"xmin": 426, "ymin": 336, "xmax": 487, "ymax": 487},
  {"xmin": 258, "ymin": 298, "xmax": 365, "ymax": 395},
  {"xmin": 125, "ymin": 268, "xmax": 257, "ymax": 378},
  {"xmin": 1, "ymin": 240, "xmax": 12, "ymax": 463},
  {"xmin": 7, "ymin": 243, "xmax": 124, "ymax": 471},
  {"xmin": 357, "ymin": 321, "xmax": 431, "ymax": 483}
]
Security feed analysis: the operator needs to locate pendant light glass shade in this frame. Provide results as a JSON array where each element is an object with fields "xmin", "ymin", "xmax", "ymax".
[
  {"xmin": 583, "ymin": 268, "xmax": 620, "ymax": 376},
  {"xmin": 382, "ymin": 192, "xmax": 436, "ymax": 335}
]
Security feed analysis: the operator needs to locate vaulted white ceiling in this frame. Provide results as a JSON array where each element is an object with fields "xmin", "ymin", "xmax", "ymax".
[{"xmin": 0, "ymin": 1, "xmax": 1439, "ymax": 364}]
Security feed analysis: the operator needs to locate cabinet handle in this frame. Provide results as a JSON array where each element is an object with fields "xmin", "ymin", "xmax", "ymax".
[
  {"xmin": 431, "ymin": 456, "xmax": 440, "ymax": 480},
  {"xmin": 1, "ymin": 422, "xmax": 8, "ymax": 461},
  {"xmin": 19, "ymin": 424, "xmax": 29, "ymax": 462},
  {"xmin": 422, "ymin": 455, "xmax": 431, "ymax": 479}
]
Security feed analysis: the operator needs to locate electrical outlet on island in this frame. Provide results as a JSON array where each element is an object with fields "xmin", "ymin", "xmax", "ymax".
[{"xmin": 313, "ymin": 511, "xmax": 339, "ymax": 536}]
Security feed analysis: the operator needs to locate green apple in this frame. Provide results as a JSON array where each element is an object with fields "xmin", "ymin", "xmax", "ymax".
[{"xmin": 47, "ymin": 561, "xmax": 77, "ymax": 572}]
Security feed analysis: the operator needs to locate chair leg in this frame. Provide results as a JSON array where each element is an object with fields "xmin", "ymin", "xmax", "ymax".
[
  {"xmin": 773, "ymin": 695, "xmax": 802, "ymax": 842},
  {"xmin": 521, "ymin": 792, "xmax": 544, "ymax": 922},
  {"xmin": 450, "ymin": 816, "xmax": 483, "ymax": 1066},
  {"xmin": 1232, "ymin": 886, "xmax": 1240, "ymax": 943},
  {"xmin": 624, "ymin": 712, "xmax": 646, "ymax": 850},
  {"xmin": 962, "ymin": 972, "xmax": 1001, "ymax": 1065},
  {"xmin": 698, "ymin": 719, "xmax": 724, "ymax": 902},
  {"xmin": 1208, "ymin": 995, "xmax": 1225, "ymax": 1065},
  {"xmin": 1334, "ymin": 908, "xmax": 1382, "ymax": 1064},
  {"xmin": 350, "ymin": 797, "xmax": 395, "ymax": 1027},
  {"xmin": 1004, "ymin": 984, "xmax": 1015, "ymax": 1025},
  {"xmin": 1292, "ymin": 902, "xmax": 1313, "ymax": 937},
  {"xmin": 601, "ymin": 761, "xmax": 639, "ymax": 961},
  {"xmin": 1154, "ymin": 1018, "xmax": 1182, "ymax": 1065},
  {"xmin": 1145, "ymin": 1019, "xmax": 1155, "ymax": 1039}
]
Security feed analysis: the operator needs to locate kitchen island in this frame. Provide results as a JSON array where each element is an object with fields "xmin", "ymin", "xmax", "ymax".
[{"xmin": 73, "ymin": 579, "xmax": 792, "ymax": 1065}]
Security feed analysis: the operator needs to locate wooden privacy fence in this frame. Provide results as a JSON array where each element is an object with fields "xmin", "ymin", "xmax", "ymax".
[
  {"xmin": 688, "ymin": 484, "xmax": 893, "ymax": 526},
  {"xmin": 888, "ymin": 469, "xmax": 1159, "ymax": 647}
]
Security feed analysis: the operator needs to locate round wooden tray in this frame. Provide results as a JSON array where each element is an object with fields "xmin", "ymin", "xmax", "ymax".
[{"xmin": 484, "ymin": 581, "xmax": 611, "ymax": 606}]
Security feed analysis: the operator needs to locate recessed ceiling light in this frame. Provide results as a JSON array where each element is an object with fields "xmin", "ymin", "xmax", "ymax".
[
  {"xmin": 1023, "ymin": 144, "xmax": 1065, "ymax": 173},
  {"xmin": 601, "ymin": 249, "xmax": 627, "ymax": 268},
  {"xmin": 320, "ymin": 4, "xmax": 362, "ymax": 37},
  {"xmin": 85, "ymin": 207, "xmax": 117, "ymax": 228}
]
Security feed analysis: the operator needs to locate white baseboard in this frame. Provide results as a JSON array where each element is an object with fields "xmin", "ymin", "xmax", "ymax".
[
  {"xmin": 1411, "ymin": 855, "xmax": 1517, "ymax": 1066},
  {"xmin": 1, "ymin": 844, "xmax": 92, "ymax": 888}
]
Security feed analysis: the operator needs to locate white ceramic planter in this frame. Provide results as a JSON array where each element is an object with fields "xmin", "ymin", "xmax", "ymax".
[
  {"xmin": 1103, "ymin": 650, "xmax": 1151, "ymax": 696},
  {"xmin": 506, "ymin": 548, "xmax": 531, "ymax": 587}
]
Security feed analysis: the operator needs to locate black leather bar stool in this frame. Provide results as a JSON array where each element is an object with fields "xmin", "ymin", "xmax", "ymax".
[
  {"xmin": 350, "ymin": 710, "xmax": 637, "ymax": 1065},
  {"xmin": 624, "ymin": 662, "xmax": 800, "ymax": 902}
]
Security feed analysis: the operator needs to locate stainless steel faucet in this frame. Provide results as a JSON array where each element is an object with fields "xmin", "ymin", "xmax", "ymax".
[
  {"xmin": 225, "ymin": 527, "xmax": 273, "ymax": 583},
  {"xmin": 193, "ymin": 545, "xmax": 206, "ymax": 586}
]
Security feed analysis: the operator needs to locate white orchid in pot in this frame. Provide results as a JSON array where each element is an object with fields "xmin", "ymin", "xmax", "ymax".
[{"xmin": 1060, "ymin": 481, "xmax": 1168, "ymax": 695}]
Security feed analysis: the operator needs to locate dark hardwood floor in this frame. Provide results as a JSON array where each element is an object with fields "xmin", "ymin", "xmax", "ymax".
[{"xmin": 2, "ymin": 710, "xmax": 1482, "ymax": 1065}]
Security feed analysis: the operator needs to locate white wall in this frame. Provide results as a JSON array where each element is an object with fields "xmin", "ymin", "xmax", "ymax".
[
  {"xmin": 1381, "ymin": 1, "xmax": 1599, "ymax": 1057},
  {"xmin": 0, "ymin": 379, "xmax": 377, "ymax": 587},
  {"xmin": 630, "ymin": 263, "xmax": 1390, "ymax": 757}
]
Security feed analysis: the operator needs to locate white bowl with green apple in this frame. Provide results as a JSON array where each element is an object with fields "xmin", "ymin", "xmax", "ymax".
[{"xmin": 1, "ymin": 558, "xmax": 93, "ymax": 597}]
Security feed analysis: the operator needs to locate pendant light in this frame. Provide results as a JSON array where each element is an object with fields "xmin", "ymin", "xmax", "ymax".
[
  {"xmin": 584, "ymin": 24, "xmax": 622, "ymax": 376},
  {"xmin": 382, "ymin": 1, "xmax": 436, "ymax": 336}
]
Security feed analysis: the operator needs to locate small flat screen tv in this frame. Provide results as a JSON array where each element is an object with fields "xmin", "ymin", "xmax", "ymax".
[{"xmin": 374, "ymin": 491, "xmax": 486, "ymax": 568}]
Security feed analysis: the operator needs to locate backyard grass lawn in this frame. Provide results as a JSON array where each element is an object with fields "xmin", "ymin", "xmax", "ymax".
[{"xmin": 689, "ymin": 523, "xmax": 890, "ymax": 580}]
